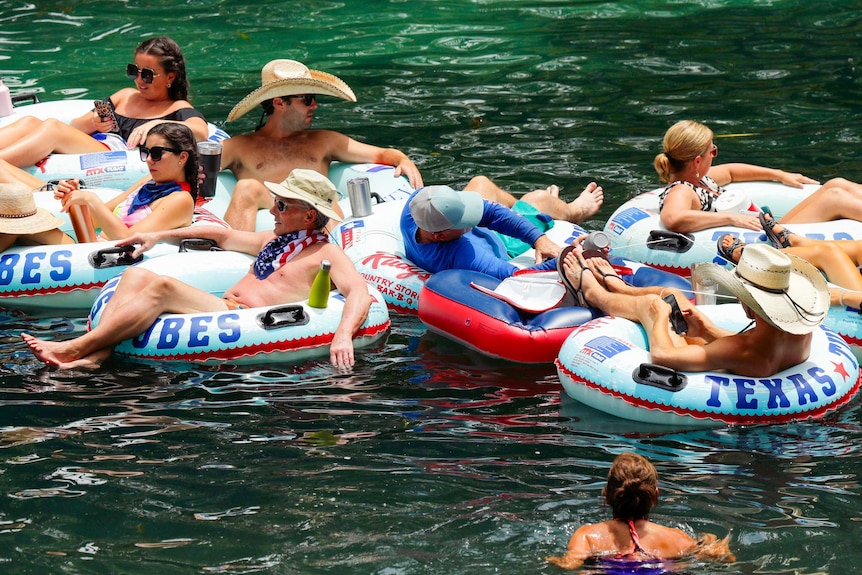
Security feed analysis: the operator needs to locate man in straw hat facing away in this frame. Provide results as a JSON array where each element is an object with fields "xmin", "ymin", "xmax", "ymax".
[
  {"xmin": 0, "ymin": 182, "xmax": 74, "ymax": 250},
  {"xmin": 561, "ymin": 243, "xmax": 829, "ymax": 377},
  {"xmin": 23, "ymin": 169, "xmax": 372, "ymax": 370},
  {"xmin": 218, "ymin": 59, "xmax": 423, "ymax": 231}
]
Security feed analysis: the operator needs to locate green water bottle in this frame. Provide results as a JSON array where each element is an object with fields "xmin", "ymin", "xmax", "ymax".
[{"xmin": 308, "ymin": 260, "xmax": 332, "ymax": 308}]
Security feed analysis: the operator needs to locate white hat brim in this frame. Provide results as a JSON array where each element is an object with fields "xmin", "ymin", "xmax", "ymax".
[{"xmin": 695, "ymin": 253, "xmax": 829, "ymax": 335}]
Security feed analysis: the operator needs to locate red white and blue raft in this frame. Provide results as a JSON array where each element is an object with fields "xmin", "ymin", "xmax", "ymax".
[
  {"xmin": 556, "ymin": 304, "xmax": 862, "ymax": 427},
  {"xmin": 87, "ymin": 250, "xmax": 390, "ymax": 365},
  {"xmin": 418, "ymin": 260, "xmax": 691, "ymax": 364}
]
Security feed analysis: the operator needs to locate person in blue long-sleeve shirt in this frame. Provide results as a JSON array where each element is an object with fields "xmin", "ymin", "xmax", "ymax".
[{"xmin": 401, "ymin": 185, "xmax": 563, "ymax": 280}]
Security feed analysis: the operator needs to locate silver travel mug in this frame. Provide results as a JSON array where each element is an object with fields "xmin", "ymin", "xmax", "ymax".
[
  {"xmin": 582, "ymin": 231, "xmax": 610, "ymax": 253},
  {"xmin": 347, "ymin": 177, "xmax": 373, "ymax": 217},
  {"xmin": 197, "ymin": 141, "xmax": 222, "ymax": 198}
]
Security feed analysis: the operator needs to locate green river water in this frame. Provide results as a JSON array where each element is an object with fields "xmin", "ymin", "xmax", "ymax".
[{"xmin": 1, "ymin": 1, "xmax": 861, "ymax": 573}]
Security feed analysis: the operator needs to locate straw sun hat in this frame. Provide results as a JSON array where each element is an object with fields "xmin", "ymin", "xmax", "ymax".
[
  {"xmin": 0, "ymin": 183, "xmax": 64, "ymax": 235},
  {"xmin": 226, "ymin": 59, "xmax": 357, "ymax": 121},
  {"xmin": 694, "ymin": 243, "xmax": 829, "ymax": 335},
  {"xmin": 264, "ymin": 169, "xmax": 341, "ymax": 222}
]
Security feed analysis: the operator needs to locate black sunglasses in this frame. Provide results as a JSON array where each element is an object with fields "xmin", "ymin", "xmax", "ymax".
[
  {"xmin": 273, "ymin": 197, "xmax": 310, "ymax": 213},
  {"xmin": 285, "ymin": 94, "xmax": 317, "ymax": 106},
  {"xmin": 139, "ymin": 145, "xmax": 183, "ymax": 162},
  {"xmin": 126, "ymin": 63, "xmax": 161, "ymax": 84}
]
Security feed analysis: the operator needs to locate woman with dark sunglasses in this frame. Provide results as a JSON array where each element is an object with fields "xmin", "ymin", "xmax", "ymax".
[
  {"xmin": 52, "ymin": 123, "xmax": 203, "ymax": 241},
  {"xmin": 0, "ymin": 36, "xmax": 208, "ymax": 169}
]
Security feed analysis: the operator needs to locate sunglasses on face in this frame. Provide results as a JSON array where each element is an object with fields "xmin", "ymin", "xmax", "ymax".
[
  {"xmin": 273, "ymin": 197, "xmax": 309, "ymax": 213},
  {"xmin": 126, "ymin": 63, "xmax": 161, "ymax": 84},
  {"xmin": 706, "ymin": 143, "xmax": 718, "ymax": 158},
  {"xmin": 139, "ymin": 145, "xmax": 183, "ymax": 162},
  {"xmin": 285, "ymin": 94, "xmax": 317, "ymax": 106}
]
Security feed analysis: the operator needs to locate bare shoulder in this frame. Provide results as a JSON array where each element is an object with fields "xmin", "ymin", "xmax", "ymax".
[{"xmin": 109, "ymin": 88, "xmax": 137, "ymax": 105}]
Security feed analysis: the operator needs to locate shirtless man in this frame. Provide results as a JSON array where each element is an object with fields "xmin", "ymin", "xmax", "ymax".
[
  {"xmin": 22, "ymin": 169, "xmax": 371, "ymax": 370},
  {"xmin": 219, "ymin": 60, "xmax": 603, "ymax": 231},
  {"xmin": 219, "ymin": 59, "xmax": 424, "ymax": 231},
  {"xmin": 562, "ymin": 243, "xmax": 829, "ymax": 377}
]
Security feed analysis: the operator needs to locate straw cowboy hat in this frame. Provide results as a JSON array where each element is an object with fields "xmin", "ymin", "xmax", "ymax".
[
  {"xmin": 226, "ymin": 59, "xmax": 357, "ymax": 121},
  {"xmin": 0, "ymin": 183, "xmax": 64, "ymax": 235},
  {"xmin": 695, "ymin": 243, "xmax": 829, "ymax": 335},
  {"xmin": 264, "ymin": 168, "xmax": 341, "ymax": 222}
]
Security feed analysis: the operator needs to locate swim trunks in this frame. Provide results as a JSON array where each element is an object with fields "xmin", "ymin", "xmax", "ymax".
[{"xmin": 222, "ymin": 298, "xmax": 248, "ymax": 311}]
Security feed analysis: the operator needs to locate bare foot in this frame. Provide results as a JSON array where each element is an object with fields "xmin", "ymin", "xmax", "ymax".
[
  {"xmin": 21, "ymin": 333, "xmax": 109, "ymax": 370},
  {"xmin": 584, "ymin": 257, "xmax": 630, "ymax": 293},
  {"xmin": 570, "ymin": 182, "xmax": 603, "ymax": 221}
]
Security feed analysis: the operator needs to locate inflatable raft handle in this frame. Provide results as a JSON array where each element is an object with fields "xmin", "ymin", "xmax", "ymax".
[
  {"xmin": 178, "ymin": 238, "xmax": 223, "ymax": 252},
  {"xmin": 633, "ymin": 363, "xmax": 688, "ymax": 392},
  {"xmin": 88, "ymin": 245, "xmax": 143, "ymax": 269},
  {"xmin": 11, "ymin": 92, "xmax": 39, "ymax": 106},
  {"xmin": 647, "ymin": 230, "xmax": 694, "ymax": 253},
  {"xmin": 257, "ymin": 305, "xmax": 310, "ymax": 330}
]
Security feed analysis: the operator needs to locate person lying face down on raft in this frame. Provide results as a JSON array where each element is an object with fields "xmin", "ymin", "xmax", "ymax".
[
  {"xmin": 22, "ymin": 169, "xmax": 372, "ymax": 370},
  {"xmin": 401, "ymin": 184, "xmax": 571, "ymax": 280},
  {"xmin": 547, "ymin": 451, "xmax": 735, "ymax": 570},
  {"xmin": 561, "ymin": 242, "xmax": 829, "ymax": 378}
]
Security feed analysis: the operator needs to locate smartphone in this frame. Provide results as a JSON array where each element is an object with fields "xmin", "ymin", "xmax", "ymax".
[
  {"xmin": 93, "ymin": 100, "xmax": 118, "ymax": 132},
  {"xmin": 662, "ymin": 294, "xmax": 689, "ymax": 335}
]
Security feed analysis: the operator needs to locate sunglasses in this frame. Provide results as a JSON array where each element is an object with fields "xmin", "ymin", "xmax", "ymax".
[
  {"xmin": 273, "ymin": 197, "xmax": 309, "ymax": 213},
  {"xmin": 706, "ymin": 143, "xmax": 718, "ymax": 157},
  {"xmin": 126, "ymin": 63, "xmax": 161, "ymax": 84},
  {"xmin": 285, "ymin": 94, "xmax": 317, "ymax": 106},
  {"xmin": 139, "ymin": 145, "xmax": 183, "ymax": 162}
]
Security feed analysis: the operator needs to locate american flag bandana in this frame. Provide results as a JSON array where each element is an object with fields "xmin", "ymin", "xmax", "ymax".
[{"xmin": 253, "ymin": 229, "xmax": 329, "ymax": 280}]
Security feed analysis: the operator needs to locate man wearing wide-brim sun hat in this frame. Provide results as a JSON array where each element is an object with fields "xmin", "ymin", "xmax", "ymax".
[
  {"xmin": 0, "ymin": 183, "xmax": 73, "ymax": 251},
  {"xmin": 226, "ymin": 59, "xmax": 357, "ymax": 122},
  {"xmin": 218, "ymin": 59, "xmax": 423, "ymax": 232},
  {"xmin": 560, "ymin": 242, "xmax": 829, "ymax": 378}
]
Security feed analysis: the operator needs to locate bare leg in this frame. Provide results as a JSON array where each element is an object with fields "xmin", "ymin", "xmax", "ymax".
[
  {"xmin": 786, "ymin": 231, "xmax": 862, "ymax": 267},
  {"xmin": 758, "ymin": 221, "xmax": 862, "ymax": 290},
  {"xmin": 22, "ymin": 267, "xmax": 230, "ymax": 369},
  {"xmin": 0, "ymin": 117, "xmax": 44, "ymax": 149},
  {"xmin": 223, "ymin": 179, "xmax": 272, "ymax": 231},
  {"xmin": 781, "ymin": 178, "xmax": 862, "ymax": 223},
  {"xmin": 0, "ymin": 158, "xmax": 44, "ymax": 188},
  {"xmin": 521, "ymin": 182, "xmax": 603, "ymax": 223},
  {"xmin": 0, "ymin": 119, "xmax": 108, "ymax": 167},
  {"xmin": 464, "ymin": 175, "xmax": 603, "ymax": 223},
  {"xmin": 562, "ymin": 249, "xmax": 654, "ymax": 321}
]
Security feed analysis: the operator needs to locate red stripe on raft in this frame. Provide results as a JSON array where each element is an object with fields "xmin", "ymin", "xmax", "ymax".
[
  {"xmin": 555, "ymin": 359, "xmax": 862, "ymax": 426},
  {"xmin": 0, "ymin": 281, "xmax": 103, "ymax": 298}
]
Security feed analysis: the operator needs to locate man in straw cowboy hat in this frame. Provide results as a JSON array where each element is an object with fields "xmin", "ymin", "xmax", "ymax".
[
  {"xmin": 0, "ymin": 182, "xmax": 74, "ymax": 250},
  {"xmin": 218, "ymin": 59, "xmax": 424, "ymax": 231},
  {"xmin": 560, "ymin": 243, "xmax": 829, "ymax": 377},
  {"xmin": 23, "ymin": 169, "xmax": 372, "ymax": 370},
  {"xmin": 218, "ymin": 59, "xmax": 603, "ymax": 232}
]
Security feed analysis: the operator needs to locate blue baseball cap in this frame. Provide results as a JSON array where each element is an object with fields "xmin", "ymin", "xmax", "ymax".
[{"xmin": 410, "ymin": 185, "xmax": 484, "ymax": 232}]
